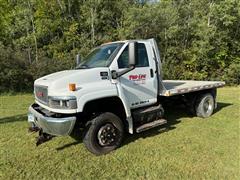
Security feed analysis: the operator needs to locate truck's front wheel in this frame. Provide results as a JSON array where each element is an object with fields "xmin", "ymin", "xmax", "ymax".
[{"xmin": 83, "ymin": 112, "xmax": 124, "ymax": 155}]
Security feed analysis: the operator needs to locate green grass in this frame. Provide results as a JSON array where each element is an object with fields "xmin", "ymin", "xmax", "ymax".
[{"xmin": 0, "ymin": 87, "xmax": 239, "ymax": 179}]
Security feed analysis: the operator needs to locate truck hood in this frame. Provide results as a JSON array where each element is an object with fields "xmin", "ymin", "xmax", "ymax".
[{"xmin": 34, "ymin": 67, "xmax": 111, "ymax": 95}]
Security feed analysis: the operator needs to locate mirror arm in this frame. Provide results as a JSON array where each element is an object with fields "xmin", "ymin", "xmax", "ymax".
[
  {"xmin": 118, "ymin": 65, "xmax": 135, "ymax": 77},
  {"xmin": 112, "ymin": 41, "xmax": 137, "ymax": 79},
  {"xmin": 116, "ymin": 65, "xmax": 135, "ymax": 78}
]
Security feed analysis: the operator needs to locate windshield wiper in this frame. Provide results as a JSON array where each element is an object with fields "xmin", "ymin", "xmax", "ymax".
[{"xmin": 76, "ymin": 64, "xmax": 89, "ymax": 69}]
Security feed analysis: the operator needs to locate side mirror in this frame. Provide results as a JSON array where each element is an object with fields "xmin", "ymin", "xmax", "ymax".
[
  {"xmin": 113, "ymin": 42, "xmax": 137, "ymax": 78},
  {"xmin": 128, "ymin": 42, "xmax": 136, "ymax": 67},
  {"xmin": 111, "ymin": 70, "xmax": 118, "ymax": 79},
  {"xmin": 76, "ymin": 54, "xmax": 81, "ymax": 65}
]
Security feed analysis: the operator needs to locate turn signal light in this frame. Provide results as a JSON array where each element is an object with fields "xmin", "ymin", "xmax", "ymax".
[{"xmin": 69, "ymin": 83, "xmax": 76, "ymax": 91}]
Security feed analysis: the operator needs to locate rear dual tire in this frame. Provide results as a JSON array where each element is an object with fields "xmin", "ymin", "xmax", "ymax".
[{"xmin": 195, "ymin": 93, "xmax": 215, "ymax": 118}]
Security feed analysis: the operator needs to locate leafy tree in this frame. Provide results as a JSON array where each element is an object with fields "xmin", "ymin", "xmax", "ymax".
[{"xmin": 0, "ymin": 0, "xmax": 239, "ymax": 92}]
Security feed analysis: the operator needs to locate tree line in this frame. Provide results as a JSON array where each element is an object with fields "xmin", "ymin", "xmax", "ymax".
[{"xmin": 0, "ymin": 0, "xmax": 239, "ymax": 92}]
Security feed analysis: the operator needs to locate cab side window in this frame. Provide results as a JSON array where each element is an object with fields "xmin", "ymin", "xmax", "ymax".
[
  {"xmin": 118, "ymin": 43, "xmax": 149, "ymax": 69},
  {"xmin": 118, "ymin": 46, "xmax": 129, "ymax": 69}
]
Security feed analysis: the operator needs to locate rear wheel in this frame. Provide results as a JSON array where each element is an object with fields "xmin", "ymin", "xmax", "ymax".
[
  {"xmin": 83, "ymin": 112, "xmax": 124, "ymax": 155},
  {"xmin": 195, "ymin": 93, "xmax": 215, "ymax": 118}
]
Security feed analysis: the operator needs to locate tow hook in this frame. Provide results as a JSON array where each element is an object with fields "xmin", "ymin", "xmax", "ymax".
[
  {"xmin": 28, "ymin": 126, "xmax": 40, "ymax": 132},
  {"xmin": 36, "ymin": 129, "xmax": 54, "ymax": 146}
]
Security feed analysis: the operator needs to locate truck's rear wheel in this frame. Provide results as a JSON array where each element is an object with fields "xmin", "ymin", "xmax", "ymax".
[
  {"xmin": 83, "ymin": 112, "xmax": 124, "ymax": 155},
  {"xmin": 195, "ymin": 93, "xmax": 215, "ymax": 118}
]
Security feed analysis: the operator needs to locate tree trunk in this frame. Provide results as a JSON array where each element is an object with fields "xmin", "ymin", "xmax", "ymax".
[
  {"xmin": 25, "ymin": 26, "xmax": 32, "ymax": 64},
  {"xmin": 208, "ymin": 1, "xmax": 214, "ymax": 27},
  {"xmin": 68, "ymin": 0, "xmax": 71, "ymax": 17},
  {"xmin": 28, "ymin": 0, "xmax": 38, "ymax": 63},
  {"xmin": 91, "ymin": 7, "xmax": 95, "ymax": 46},
  {"xmin": 56, "ymin": 0, "xmax": 63, "ymax": 11},
  {"xmin": 27, "ymin": 47, "xmax": 32, "ymax": 64},
  {"xmin": 56, "ymin": 0, "xmax": 65, "ymax": 16}
]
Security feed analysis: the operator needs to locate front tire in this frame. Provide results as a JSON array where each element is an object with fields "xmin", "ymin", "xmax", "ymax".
[
  {"xmin": 195, "ymin": 93, "xmax": 215, "ymax": 118},
  {"xmin": 83, "ymin": 112, "xmax": 124, "ymax": 155}
]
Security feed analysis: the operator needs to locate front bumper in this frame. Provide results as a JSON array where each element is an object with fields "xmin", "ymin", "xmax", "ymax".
[{"xmin": 28, "ymin": 104, "xmax": 76, "ymax": 136}]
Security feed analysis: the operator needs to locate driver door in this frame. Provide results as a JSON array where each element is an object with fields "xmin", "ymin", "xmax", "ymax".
[{"xmin": 117, "ymin": 42, "xmax": 158, "ymax": 109}]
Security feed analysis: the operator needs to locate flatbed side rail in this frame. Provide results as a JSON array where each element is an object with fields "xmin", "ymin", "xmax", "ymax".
[{"xmin": 159, "ymin": 81, "xmax": 225, "ymax": 97}]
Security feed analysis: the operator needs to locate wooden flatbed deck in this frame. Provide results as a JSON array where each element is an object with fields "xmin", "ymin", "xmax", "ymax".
[{"xmin": 159, "ymin": 80, "xmax": 225, "ymax": 96}]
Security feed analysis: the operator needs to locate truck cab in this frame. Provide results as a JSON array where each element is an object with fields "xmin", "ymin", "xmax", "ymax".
[{"xmin": 28, "ymin": 38, "xmax": 224, "ymax": 155}]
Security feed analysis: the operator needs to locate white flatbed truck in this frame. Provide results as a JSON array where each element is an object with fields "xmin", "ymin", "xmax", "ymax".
[{"xmin": 28, "ymin": 38, "xmax": 225, "ymax": 155}]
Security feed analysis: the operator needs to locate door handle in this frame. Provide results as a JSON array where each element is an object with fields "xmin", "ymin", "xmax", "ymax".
[{"xmin": 150, "ymin": 69, "xmax": 154, "ymax": 78}]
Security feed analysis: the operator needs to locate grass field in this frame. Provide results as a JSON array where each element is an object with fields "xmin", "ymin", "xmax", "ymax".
[{"xmin": 0, "ymin": 87, "xmax": 239, "ymax": 179}]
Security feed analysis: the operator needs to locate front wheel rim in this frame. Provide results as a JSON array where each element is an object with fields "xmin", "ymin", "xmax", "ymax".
[{"xmin": 97, "ymin": 123, "xmax": 119, "ymax": 146}]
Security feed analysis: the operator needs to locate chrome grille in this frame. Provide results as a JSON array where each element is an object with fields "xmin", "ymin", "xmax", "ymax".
[{"xmin": 34, "ymin": 85, "xmax": 48, "ymax": 104}]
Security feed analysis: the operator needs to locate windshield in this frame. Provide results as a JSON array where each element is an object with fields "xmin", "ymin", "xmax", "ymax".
[{"xmin": 76, "ymin": 43, "xmax": 123, "ymax": 69}]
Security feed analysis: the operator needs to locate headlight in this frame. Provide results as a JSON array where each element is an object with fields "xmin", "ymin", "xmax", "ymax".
[{"xmin": 48, "ymin": 96, "xmax": 77, "ymax": 109}]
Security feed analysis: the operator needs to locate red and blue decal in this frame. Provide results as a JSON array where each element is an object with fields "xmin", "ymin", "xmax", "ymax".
[
  {"xmin": 129, "ymin": 74, "xmax": 146, "ymax": 81},
  {"xmin": 129, "ymin": 74, "xmax": 147, "ymax": 84}
]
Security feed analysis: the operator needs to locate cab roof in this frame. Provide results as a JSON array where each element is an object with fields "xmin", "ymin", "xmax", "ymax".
[{"xmin": 101, "ymin": 39, "xmax": 152, "ymax": 46}]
